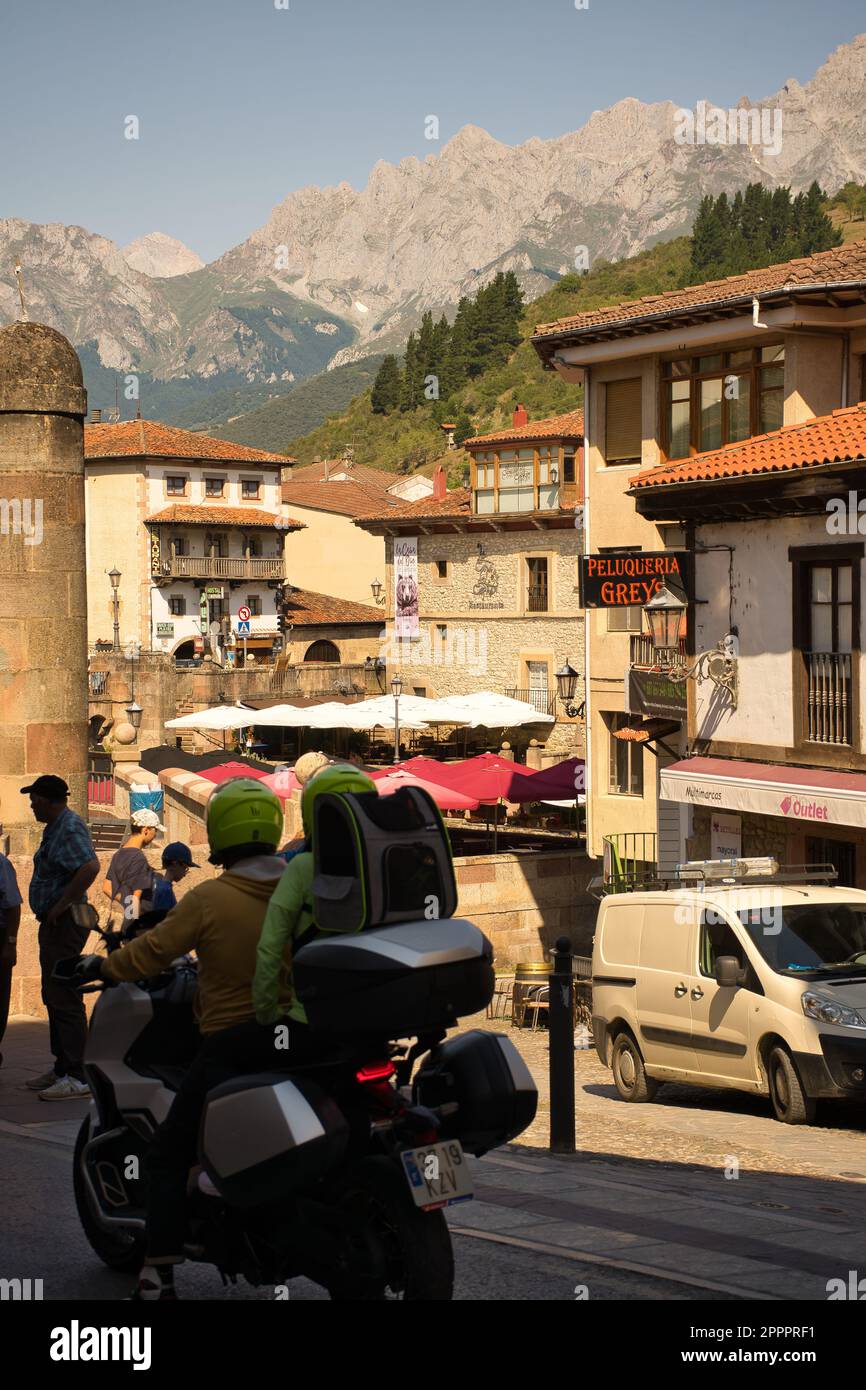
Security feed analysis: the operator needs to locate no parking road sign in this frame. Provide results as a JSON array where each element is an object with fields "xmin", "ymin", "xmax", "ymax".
[{"xmin": 237, "ymin": 605, "xmax": 252, "ymax": 621}]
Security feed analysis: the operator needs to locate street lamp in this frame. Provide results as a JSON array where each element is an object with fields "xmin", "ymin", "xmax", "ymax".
[
  {"xmin": 555, "ymin": 661, "xmax": 584, "ymax": 719},
  {"xmin": 370, "ymin": 578, "xmax": 386, "ymax": 606},
  {"xmin": 641, "ymin": 585, "xmax": 738, "ymax": 709},
  {"xmin": 108, "ymin": 567, "xmax": 121, "ymax": 652},
  {"xmin": 125, "ymin": 701, "xmax": 143, "ymax": 732},
  {"xmin": 391, "ymin": 673, "xmax": 403, "ymax": 764}
]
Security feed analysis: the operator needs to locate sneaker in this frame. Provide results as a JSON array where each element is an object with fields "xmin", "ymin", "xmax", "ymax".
[
  {"xmin": 25, "ymin": 1070, "xmax": 58, "ymax": 1091},
  {"xmin": 37, "ymin": 1076, "xmax": 91, "ymax": 1101},
  {"xmin": 125, "ymin": 1267, "xmax": 178, "ymax": 1301}
]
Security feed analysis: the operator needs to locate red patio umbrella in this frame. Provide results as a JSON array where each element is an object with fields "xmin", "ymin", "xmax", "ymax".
[
  {"xmin": 201, "ymin": 760, "xmax": 270, "ymax": 786},
  {"xmin": 401, "ymin": 752, "xmax": 536, "ymax": 804},
  {"xmin": 507, "ymin": 757, "xmax": 586, "ymax": 804},
  {"xmin": 373, "ymin": 767, "xmax": 479, "ymax": 811}
]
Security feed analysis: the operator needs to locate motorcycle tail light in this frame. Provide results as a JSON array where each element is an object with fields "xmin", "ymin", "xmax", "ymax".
[{"xmin": 355, "ymin": 1061, "xmax": 396, "ymax": 1083}]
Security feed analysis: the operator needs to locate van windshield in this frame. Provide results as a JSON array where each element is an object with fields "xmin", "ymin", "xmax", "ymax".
[{"xmin": 737, "ymin": 902, "xmax": 866, "ymax": 978}]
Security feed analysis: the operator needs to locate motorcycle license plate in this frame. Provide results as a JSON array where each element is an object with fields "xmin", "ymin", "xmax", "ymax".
[{"xmin": 401, "ymin": 1140, "xmax": 474, "ymax": 1211}]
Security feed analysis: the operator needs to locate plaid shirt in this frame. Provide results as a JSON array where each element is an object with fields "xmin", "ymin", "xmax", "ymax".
[{"xmin": 29, "ymin": 808, "xmax": 95, "ymax": 920}]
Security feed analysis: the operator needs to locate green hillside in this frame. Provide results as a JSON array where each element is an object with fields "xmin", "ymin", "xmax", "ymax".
[
  {"xmin": 283, "ymin": 237, "xmax": 693, "ymax": 475},
  {"xmin": 211, "ymin": 356, "xmax": 386, "ymax": 452}
]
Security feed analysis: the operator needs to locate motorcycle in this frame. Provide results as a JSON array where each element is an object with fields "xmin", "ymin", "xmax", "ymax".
[{"xmin": 58, "ymin": 918, "xmax": 537, "ymax": 1301}]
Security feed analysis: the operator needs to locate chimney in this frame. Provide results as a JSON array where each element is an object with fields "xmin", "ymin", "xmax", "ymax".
[
  {"xmin": 512, "ymin": 403, "xmax": 528, "ymax": 428},
  {"xmin": 323, "ymin": 459, "xmax": 330, "ymax": 481},
  {"xmin": 91, "ymin": 408, "xmax": 102, "ymax": 424},
  {"xmin": 433, "ymin": 464, "xmax": 447, "ymax": 501}
]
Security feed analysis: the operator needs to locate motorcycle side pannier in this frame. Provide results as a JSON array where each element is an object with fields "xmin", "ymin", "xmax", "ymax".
[
  {"xmin": 200, "ymin": 1073, "xmax": 349, "ymax": 1207},
  {"xmin": 292, "ymin": 919, "xmax": 495, "ymax": 1037},
  {"xmin": 413, "ymin": 1029, "xmax": 538, "ymax": 1155}
]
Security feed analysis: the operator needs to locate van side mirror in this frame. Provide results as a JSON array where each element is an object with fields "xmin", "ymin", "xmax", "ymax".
[{"xmin": 714, "ymin": 955, "xmax": 743, "ymax": 988}]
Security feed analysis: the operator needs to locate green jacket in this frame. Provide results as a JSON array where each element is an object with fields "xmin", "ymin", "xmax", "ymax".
[{"xmin": 253, "ymin": 852, "xmax": 315, "ymax": 1025}]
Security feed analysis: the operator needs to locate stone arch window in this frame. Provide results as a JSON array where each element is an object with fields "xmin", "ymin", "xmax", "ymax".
[{"xmin": 304, "ymin": 639, "xmax": 340, "ymax": 663}]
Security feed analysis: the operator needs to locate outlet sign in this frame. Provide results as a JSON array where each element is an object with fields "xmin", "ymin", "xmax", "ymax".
[{"xmin": 579, "ymin": 551, "xmax": 688, "ymax": 608}]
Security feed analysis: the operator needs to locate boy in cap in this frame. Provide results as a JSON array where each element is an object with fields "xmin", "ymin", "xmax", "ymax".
[
  {"xmin": 102, "ymin": 808, "xmax": 165, "ymax": 934},
  {"xmin": 151, "ymin": 842, "xmax": 197, "ymax": 914}
]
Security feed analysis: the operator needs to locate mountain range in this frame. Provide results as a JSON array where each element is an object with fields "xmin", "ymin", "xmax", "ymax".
[{"xmin": 2, "ymin": 33, "xmax": 865, "ymax": 435}]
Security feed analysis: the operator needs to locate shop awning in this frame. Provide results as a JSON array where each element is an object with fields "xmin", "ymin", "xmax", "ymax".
[
  {"xmin": 612, "ymin": 718, "xmax": 680, "ymax": 745},
  {"xmin": 660, "ymin": 757, "xmax": 866, "ymax": 832}
]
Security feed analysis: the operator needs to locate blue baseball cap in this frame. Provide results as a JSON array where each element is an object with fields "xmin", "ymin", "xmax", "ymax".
[{"xmin": 161, "ymin": 841, "xmax": 197, "ymax": 868}]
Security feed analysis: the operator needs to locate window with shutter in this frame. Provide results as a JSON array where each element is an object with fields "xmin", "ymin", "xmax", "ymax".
[{"xmin": 604, "ymin": 378, "xmax": 642, "ymax": 464}]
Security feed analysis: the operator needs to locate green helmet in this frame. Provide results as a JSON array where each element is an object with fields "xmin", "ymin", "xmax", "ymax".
[
  {"xmin": 302, "ymin": 764, "xmax": 376, "ymax": 837},
  {"xmin": 206, "ymin": 777, "xmax": 283, "ymax": 858}
]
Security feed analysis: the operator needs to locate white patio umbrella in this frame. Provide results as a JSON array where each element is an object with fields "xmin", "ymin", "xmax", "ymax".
[
  {"xmin": 440, "ymin": 691, "xmax": 555, "ymax": 728},
  {"xmin": 247, "ymin": 701, "xmax": 430, "ymax": 731},
  {"xmin": 164, "ymin": 705, "xmax": 259, "ymax": 731},
  {"xmin": 354, "ymin": 695, "xmax": 468, "ymax": 727}
]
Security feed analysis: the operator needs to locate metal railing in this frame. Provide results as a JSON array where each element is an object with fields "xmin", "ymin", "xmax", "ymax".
[
  {"xmin": 270, "ymin": 664, "xmax": 384, "ymax": 697},
  {"xmin": 603, "ymin": 832, "xmax": 658, "ymax": 893},
  {"xmin": 88, "ymin": 671, "xmax": 110, "ymax": 696},
  {"xmin": 805, "ymin": 651, "xmax": 852, "ymax": 745},
  {"xmin": 163, "ymin": 556, "xmax": 284, "ymax": 580},
  {"xmin": 505, "ymin": 687, "xmax": 556, "ymax": 716},
  {"xmin": 630, "ymin": 633, "xmax": 688, "ymax": 668},
  {"xmin": 87, "ymin": 773, "xmax": 115, "ymax": 806},
  {"xmin": 526, "ymin": 585, "xmax": 549, "ymax": 613}
]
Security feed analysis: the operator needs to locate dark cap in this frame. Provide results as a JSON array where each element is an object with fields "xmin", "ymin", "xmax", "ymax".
[
  {"xmin": 20, "ymin": 775, "xmax": 70, "ymax": 800},
  {"xmin": 162, "ymin": 841, "xmax": 197, "ymax": 868}
]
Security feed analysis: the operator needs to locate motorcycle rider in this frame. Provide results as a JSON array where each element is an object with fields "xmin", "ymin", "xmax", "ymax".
[
  {"xmin": 254, "ymin": 765, "xmax": 377, "ymax": 1026},
  {"xmin": 91, "ymin": 778, "xmax": 306, "ymax": 1300}
]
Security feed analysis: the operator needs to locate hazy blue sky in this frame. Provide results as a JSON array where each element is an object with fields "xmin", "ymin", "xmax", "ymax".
[{"xmin": 1, "ymin": 0, "xmax": 862, "ymax": 262}]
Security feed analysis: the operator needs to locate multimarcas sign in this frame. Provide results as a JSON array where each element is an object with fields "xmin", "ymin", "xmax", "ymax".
[
  {"xmin": 579, "ymin": 551, "xmax": 688, "ymax": 608},
  {"xmin": 660, "ymin": 764, "xmax": 866, "ymax": 830}
]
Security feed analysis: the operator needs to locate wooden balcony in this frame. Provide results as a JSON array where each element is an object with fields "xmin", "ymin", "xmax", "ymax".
[
  {"xmin": 805, "ymin": 651, "xmax": 852, "ymax": 746},
  {"xmin": 163, "ymin": 556, "xmax": 285, "ymax": 581},
  {"xmin": 630, "ymin": 633, "xmax": 687, "ymax": 669}
]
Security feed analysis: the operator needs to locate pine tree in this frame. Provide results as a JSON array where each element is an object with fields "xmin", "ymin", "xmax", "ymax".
[
  {"xmin": 399, "ymin": 332, "xmax": 424, "ymax": 412},
  {"xmin": 370, "ymin": 354, "xmax": 401, "ymax": 414},
  {"xmin": 445, "ymin": 297, "xmax": 473, "ymax": 391}
]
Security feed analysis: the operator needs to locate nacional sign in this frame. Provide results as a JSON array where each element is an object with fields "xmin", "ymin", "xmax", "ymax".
[{"xmin": 579, "ymin": 551, "xmax": 688, "ymax": 608}]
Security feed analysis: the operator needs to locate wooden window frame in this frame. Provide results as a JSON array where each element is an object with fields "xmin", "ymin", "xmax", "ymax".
[
  {"xmin": 789, "ymin": 542, "xmax": 861, "ymax": 758},
  {"xmin": 240, "ymin": 476, "xmax": 262, "ymax": 501},
  {"xmin": 660, "ymin": 345, "xmax": 785, "ymax": 462},
  {"xmin": 164, "ymin": 473, "xmax": 188, "ymax": 498},
  {"xmin": 205, "ymin": 476, "xmax": 225, "ymax": 497},
  {"xmin": 470, "ymin": 445, "xmax": 567, "ymax": 514},
  {"xmin": 607, "ymin": 712, "xmax": 644, "ymax": 796}
]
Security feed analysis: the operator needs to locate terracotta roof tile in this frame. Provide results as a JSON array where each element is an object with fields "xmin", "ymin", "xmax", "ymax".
[
  {"xmin": 357, "ymin": 489, "xmax": 473, "ymax": 524},
  {"xmin": 286, "ymin": 460, "xmax": 395, "ymax": 489},
  {"xmin": 465, "ymin": 409, "xmax": 584, "ymax": 446},
  {"xmin": 85, "ymin": 420, "xmax": 289, "ymax": 465},
  {"xmin": 281, "ymin": 478, "xmax": 411, "ymax": 519},
  {"xmin": 284, "ymin": 588, "xmax": 384, "ymax": 625},
  {"xmin": 145, "ymin": 503, "xmax": 302, "ymax": 529},
  {"xmin": 629, "ymin": 402, "xmax": 866, "ymax": 491},
  {"xmin": 534, "ymin": 240, "xmax": 866, "ymax": 340}
]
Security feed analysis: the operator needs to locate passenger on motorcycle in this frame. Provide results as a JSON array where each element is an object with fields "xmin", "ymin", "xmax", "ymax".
[
  {"xmin": 254, "ymin": 765, "xmax": 377, "ymax": 1025},
  {"xmin": 94, "ymin": 778, "xmax": 308, "ymax": 1300}
]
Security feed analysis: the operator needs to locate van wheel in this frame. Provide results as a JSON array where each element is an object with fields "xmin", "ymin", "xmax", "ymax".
[
  {"xmin": 768, "ymin": 1046, "xmax": 816, "ymax": 1125},
  {"xmin": 611, "ymin": 1034, "xmax": 659, "ymax": 1103}
]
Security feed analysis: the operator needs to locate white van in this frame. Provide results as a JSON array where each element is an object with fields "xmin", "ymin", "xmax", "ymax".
[{"xmin": 591, "ymin": 860, "xmax": 866, "ymax": 1124}]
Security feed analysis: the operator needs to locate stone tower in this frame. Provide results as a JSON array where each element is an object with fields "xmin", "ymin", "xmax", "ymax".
[{"xmin": 0, "ymin": 322, "xmax": 88, "ymax": 852}]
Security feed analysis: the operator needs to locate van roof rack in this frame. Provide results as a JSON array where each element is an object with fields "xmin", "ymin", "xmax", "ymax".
[{"xmin": 597, "ymin": 859, "xmax": 839, "ymax": 897}]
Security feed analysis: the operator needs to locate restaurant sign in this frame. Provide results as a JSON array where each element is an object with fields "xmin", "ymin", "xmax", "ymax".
[
  {"xmin": 627, "ymin": 668, "xmax": 686, "ymax": 721},
  {"xmin": 579, "ymin": 551, "xmax": 688, "ymax": 608}
]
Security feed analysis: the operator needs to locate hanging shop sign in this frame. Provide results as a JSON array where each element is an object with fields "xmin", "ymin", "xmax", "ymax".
[
  {"xmin": 627, "ymin": 668, "xmax": 687, "ymax": 720},
  {"xmin": 579, "ymin": 551, "xmax": 688, "ymax": 608}
]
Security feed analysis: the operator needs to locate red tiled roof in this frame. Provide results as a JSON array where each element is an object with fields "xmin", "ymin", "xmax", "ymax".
[
  {"xmin": 145, "ymin": 504, "xmax": 302, "ymax": 529},
  {"xmin": 357, "ymin": 489, "xmax": 473, "ymax": 524},
  {"xmin": 534, "ymin": 240, "xmax": 866, "ymax": 340},
  {"xmin": 286, "ymin": 460, "xmax": 395, "ymax": 489},
  {"xmin": 281, "ymin": 478, "xmax": 411, "ymax": 519},
  {"xmin": 284, "ymin": 588, "xmax": 384, "ymax": 625},
  {"xmin": 465, "ymin": 409, "xmax": 584, "ymax": 446},
  {"xmin": 629, "ymin": 402, "xmax": 866, "ymax": 492},
  {"xmin": 85, "ymin": 420, "xmax": 289, "ymax": 465}
]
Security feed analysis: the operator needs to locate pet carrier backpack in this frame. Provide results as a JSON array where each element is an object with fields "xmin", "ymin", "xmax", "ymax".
[{"xmin": 311, "ymin": 784, "xmax": 458, "ymax": 932}]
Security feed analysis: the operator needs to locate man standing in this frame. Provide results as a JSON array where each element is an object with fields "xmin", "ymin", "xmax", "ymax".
[
  {"xmin": 22, "ymin": 776, "xmax": 100, "ymax": 1100},
  {"xmin": 0, "ymin": 851, "xmax": 23, "ymax": 1068}
]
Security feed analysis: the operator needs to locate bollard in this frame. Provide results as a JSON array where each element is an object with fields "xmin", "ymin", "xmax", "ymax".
[{"xmin": 549, "ymin": 935, "xmax": 575, "ymax": 1153}]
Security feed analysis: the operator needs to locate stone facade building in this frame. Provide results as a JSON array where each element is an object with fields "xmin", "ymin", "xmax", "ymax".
[{"xmin": 356, "ymin": 407, "xmax": 585, "ymax": 763}]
